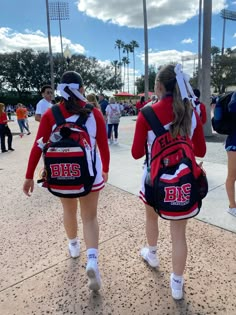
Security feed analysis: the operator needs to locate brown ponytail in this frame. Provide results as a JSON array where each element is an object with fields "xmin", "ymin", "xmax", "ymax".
[{"xmin": 157, "ymin": 64, "xmax": 192, "ymax": 138}]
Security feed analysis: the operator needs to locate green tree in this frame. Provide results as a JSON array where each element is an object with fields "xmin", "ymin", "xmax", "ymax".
[
  {"xmin": 136, "ymin": 65, "xmax": 157, "ymax": 94},
  {"xmin": 130, "ymin": 40, "xmax": 139, "ymax": 94}
]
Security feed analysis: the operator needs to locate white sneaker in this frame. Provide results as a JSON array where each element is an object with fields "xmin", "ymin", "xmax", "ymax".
[
  {"xmin": 170, "ymin": 273, "xmax": 184, "ymax": 300},
  {"xmin": 86, "ymin": 259, "xmax": 101, "ymax": 291},
  {"xmin": 68, "ymin": 241, "xmax": 80, "ymax": 258},
  {"xmin": 108, "ymin": 139, "xmax": 112, "ymax": 145},
  {"xmin": 227, "ymin": 207, "xmax": 236, "ymax": 217},
  {"xmin": 114, "ymin": 139, "xmax": 118, "ymax": 145},
  {"xmin": 140, "ymin": 247, "xmax": 159, "ymax": 268}
]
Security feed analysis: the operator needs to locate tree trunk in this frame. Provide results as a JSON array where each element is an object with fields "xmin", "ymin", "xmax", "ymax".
[
  {"xmin": 201, "ymin": 0, "xmax": 212, "ymax": 136},
  {"xmin": 133, "ymin": 52, "xmax": 136, "ymax": 95}
]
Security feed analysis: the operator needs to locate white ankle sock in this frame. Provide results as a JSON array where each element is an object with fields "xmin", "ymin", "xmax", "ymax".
[
  {"xmin": 87, "ymin": 248, "xmax": 98, "ymax": 260},
  {"xmin": 148, "ymin": 245, "xmax": 157, "ymax": 255},
  {"xmin": 69, "ymin": 237, "xmax": 78, "ymax": 246},
  {"xmin": 171, "ymin": 273, "xmax": 184, "ymax": 290}
]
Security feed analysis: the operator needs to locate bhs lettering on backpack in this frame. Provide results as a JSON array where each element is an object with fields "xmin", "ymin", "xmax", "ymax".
[
  {"xmin": 164, "ymin": 183, "xmax": 191, "ymax": 205},
  {"xmin": 50, "ymin": 163, "xmax": 81, "ymax": 178}
]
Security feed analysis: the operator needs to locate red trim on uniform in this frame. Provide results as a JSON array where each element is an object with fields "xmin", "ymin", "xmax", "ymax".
[{"xmin": 159, "ymin": 203, "xmax": 198, "ymax": 217}]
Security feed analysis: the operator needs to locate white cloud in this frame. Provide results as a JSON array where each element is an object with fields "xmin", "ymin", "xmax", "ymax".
[
  {"xmin": 181, "ymin": 38, "xmax": 194, "ymax": 44},
  {"xmin": 0, "ymin": 27, "xmax": 85, "ymax": 55},
  {"xmin": 78, "ymin": 0, "xmax": 227, "ymax": 28},
  {"xmin": 138, "ymin": 50, "xmax": 198, "ymax": 77}
]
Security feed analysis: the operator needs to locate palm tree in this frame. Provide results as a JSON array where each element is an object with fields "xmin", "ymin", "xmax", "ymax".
[
  {"xmin": 122, "ymin": 56, "xmax": 129, "ymax": 91},
  {"xmin": 115, "ymin": 39, "xmax": 125, "ymax": 64},
  {"xmin": 111, "ymin": 60, "xmax": 119, "ymax": 90},
  {"xmin": 130, "ymin": 40, "xmax": 139, "ymax": 95},
  {"xmin": 115, "ymin": 39, "xmax": 125, "ymax": 91},
  {"xmin": 123, "ymin": 44, "xmax": 131, "ymax": 92}
]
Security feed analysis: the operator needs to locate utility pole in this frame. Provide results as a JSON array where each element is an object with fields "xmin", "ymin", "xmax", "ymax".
[
  {"xmin": 143, "ymin": 0, "xmax": 149, "ymax": 101},
  {"xmin": 45, "ymin": 0, "xmax": 55, "ymax": 96},
  {"xmin": 198, "ymin": 0, "xmax": 202, "ymax": 88},
  {"xmin": 201, "ymin": 0, "xmax": 212, "ymax": 137}
]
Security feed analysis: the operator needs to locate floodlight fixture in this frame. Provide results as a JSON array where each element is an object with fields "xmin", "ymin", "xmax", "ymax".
[
  {"xmin": 221, "ymin": 9, "xmax": 236, "ymax": 55},
  {"xmin": 49, "ymin": 1, "xmax": 69, "ymax": 56}
]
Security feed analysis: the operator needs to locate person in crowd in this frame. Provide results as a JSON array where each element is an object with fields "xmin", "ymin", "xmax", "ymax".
[
  {"xmin": 15, "ymin": 103, "xmax": 31, "ymax": 137},
  {"xmin": 136, "ymin": 96, "xmax": 146, "ymax": 113},
  {"xmin": 193, "ymin": 88, "xmax": 207, "ymax": 125},
  {"xmin": 106, "ymin": 97, "xmax": 121, "ymax": 145},
  {"xmin": 145, "ymin": 95, "xmax": 158, "ymax": 107},
  {"xmin": 23, "ymin": 71, "xmax": 110, "ymax": 291},
  {"xmin": 23, "ymin": 105, "xmax": 30, "ymax": 130},
  {"xmin": 131, "ymin": 64, "xmax": 206, "ymax": 300},
  {"xmin": 87, "ymin": 93, "xmax": 101, "ymax": 110},
  {"xmin": 225, "ymin": 92, "xmax": 236, "ymax": 217},
  {"xmin": 35, "ymin": 85, "xmax": 53, "ymax": 122},
  {"xmin": 6, "ymin": 104, "xmax": 13, "ymax": 120},
  {"xmin": 0, "ymin": 103, "xmax": 14, "ymax": 153},
  {"xmin": 98, "ymin": 93, "xmax": 108, "ymax": 119}
]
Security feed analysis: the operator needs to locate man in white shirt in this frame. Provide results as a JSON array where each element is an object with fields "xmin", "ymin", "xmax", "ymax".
[{"xmin": 35, "ymin": 85, "xmax": 53, "ymax": 122}]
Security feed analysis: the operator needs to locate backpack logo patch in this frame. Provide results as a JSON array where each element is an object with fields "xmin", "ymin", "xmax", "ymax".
[{"xmin": 164, "ymin": 183, "xmax": 191, "ymax": 204}]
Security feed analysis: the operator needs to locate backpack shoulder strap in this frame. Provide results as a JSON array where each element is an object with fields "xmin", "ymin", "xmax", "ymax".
[
  {"xmin": 75, "ymin": 103, "xmax": 94, "ymax": 126},
  {"xmin": 51, "ymin": 105, "xmax": 66, "ymax": 126},
  {"xmin": 141, "ymin": 106, "xmax": 167, "ymax": 137}
]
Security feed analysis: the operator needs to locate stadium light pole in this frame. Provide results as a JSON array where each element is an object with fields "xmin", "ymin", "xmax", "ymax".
[
  {"xmin": 201, "ymin": 0, "xmax": 212, "ymax": 137},
  {"xmin": 198, "ymin": 0, "xmax": 202, "ymax": 88},
  {"xmin": 45, "ymin": 0, "xmax": 55, "ymax": 96},
  {"xmin": 221, "ymin": 9, "xmax": 236, "ymax": 55},
  {"xmin": 49, "ymin": 1, "xmax": 69, "ymax": 57},
  {"xmin": 143, "ymin": 0, "xmax": 149, "ymax": 101}
]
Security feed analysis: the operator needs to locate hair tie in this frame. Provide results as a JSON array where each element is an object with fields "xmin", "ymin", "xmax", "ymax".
[
  {"xmin": 174, "ymin": 64, "xmax": 189, "ymax": 100},
  {"xmin": 57, "ymin": 83, "xmax": 87, "ymax": 102}
]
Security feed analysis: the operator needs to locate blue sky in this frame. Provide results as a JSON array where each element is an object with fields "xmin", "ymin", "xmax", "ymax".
[{"xmin": 0, "ymin": 0, "xmax": 235, "ymax": 90}]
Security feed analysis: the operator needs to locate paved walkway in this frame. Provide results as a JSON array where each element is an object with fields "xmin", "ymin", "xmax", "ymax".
[{"xmin": 0, "ymin": 116, "xmax": 235, "ymax": 315}]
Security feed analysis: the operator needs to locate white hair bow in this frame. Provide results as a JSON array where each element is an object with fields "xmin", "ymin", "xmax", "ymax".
[
  {"xmin": 174, "ymin": 64, "xmax": 196, "ymax": 101},
  {"xmin": 57, "ymin": 83, "xmax": 87, "ymax": 102}
]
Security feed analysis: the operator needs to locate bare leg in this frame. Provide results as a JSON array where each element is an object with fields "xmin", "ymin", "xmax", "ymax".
[
  {"xmin": 170, "ymin": 220, "xmax": 188, "ymax": 276},
  {"xmin": 60, "ymin": 197, "xmax": 78, "ymax": 239},
  {"xmin": 225, "ymin": 151, "xmax": 236, "ymax": 208},
  {"xmin": 79, "ymin": 191, "xmax": 99, "ymax": 249},
  {"xmin": 145, "ymin": 204, "xmax": 159, "ymax": 246}
]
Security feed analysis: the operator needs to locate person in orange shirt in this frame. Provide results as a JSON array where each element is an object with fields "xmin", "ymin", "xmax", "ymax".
[{"xmin": 15, "ymin": 103, "xmax": 31, "ymax": 137}]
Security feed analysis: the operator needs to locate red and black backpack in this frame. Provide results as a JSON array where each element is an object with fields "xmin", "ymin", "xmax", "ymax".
[
  {"xmin": 38, "ymin": 104, "xmax": 97, "ymax": 198},
  {"xmin": 141, "ymin": 106, "xmax": 208, "ymax": 220}
]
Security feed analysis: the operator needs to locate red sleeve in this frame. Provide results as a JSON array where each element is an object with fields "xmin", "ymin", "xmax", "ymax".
[
  {"xmin": 191, "ymin": 111, "xmax": 206, "ymax": 158},
  {"xmin": 200, "ymin": 103, "xmax": 207, "ymax": 125},
  {"xmin": 131, "ymin": 111, "xmax": 149, "ymax": 159},
  {"xmin": 25, "ymin": 112, "xmax": 53, "ymax": 179},
  {"xmin": 0, "ymin": 113, "xmax": 7, "ymax": 124},
  {"xmin": 93, "ymin": 108, "xmax": 110, "ymax": 172}
]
